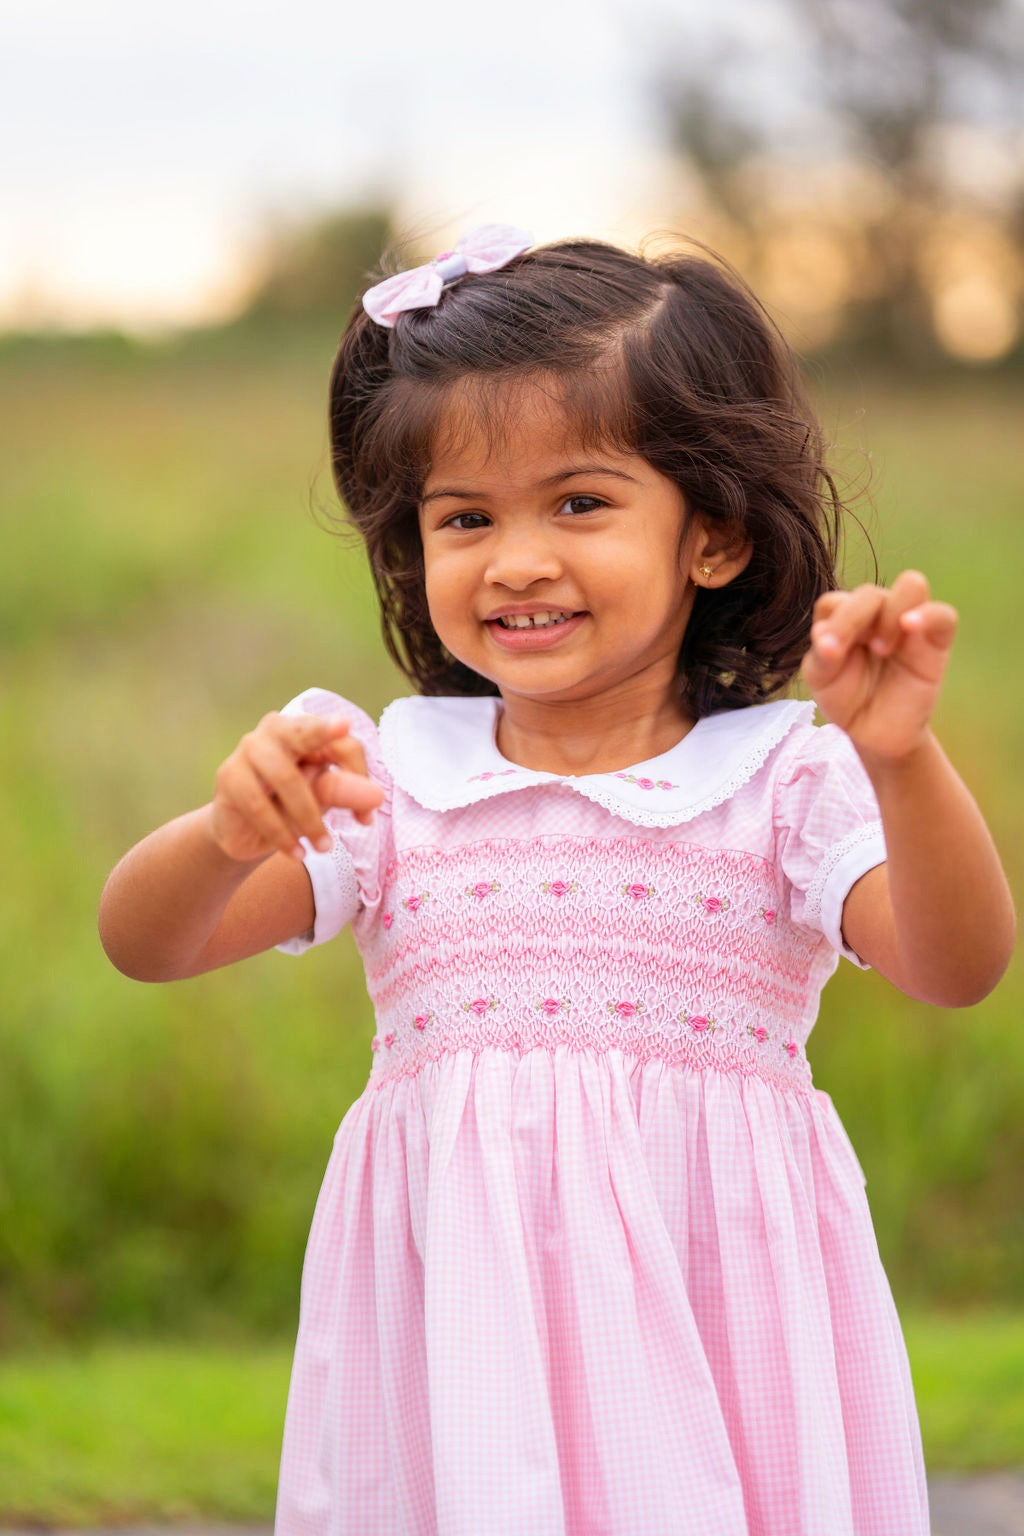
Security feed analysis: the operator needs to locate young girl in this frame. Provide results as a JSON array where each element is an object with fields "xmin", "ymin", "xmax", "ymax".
[{"xmin": 100, "ymin": 225, "xmax": 1014, "ymax": 1536}]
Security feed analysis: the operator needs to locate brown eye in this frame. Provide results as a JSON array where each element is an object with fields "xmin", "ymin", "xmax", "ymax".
[
  {"xmin": 559, "ymin": 496, "xmax": 605, "ymax": 516},
  {"xmin": 445, "ymin": 512, "xmax": 490, "ymax": 530}
]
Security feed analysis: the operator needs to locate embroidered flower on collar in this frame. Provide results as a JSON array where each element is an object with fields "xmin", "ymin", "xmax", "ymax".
[
  {"xmin": 467, "ymin": 768, "xmax": 521, "ymax": 783},
  {"xmin": 378, "ymin": 694, "xmax": 818, "ymax": 828},
  {"xmin": 613, "ymin": 772, "xmax": 678, "ymax": 791}
]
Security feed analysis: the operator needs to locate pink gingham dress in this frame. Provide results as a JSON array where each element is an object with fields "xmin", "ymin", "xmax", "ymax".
[{"xmin": 273, "ymin": 690, "xmax": 930, "ymax": 1536}]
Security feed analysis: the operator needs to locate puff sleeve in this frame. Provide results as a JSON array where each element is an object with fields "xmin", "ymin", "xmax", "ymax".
[
  {"xmin": 772, "ymin": 721, "xmax": 887, "ymax": 969},
  {"xmin": 274, "ymin": 687, "xmax": 391, "ymax": 956}
]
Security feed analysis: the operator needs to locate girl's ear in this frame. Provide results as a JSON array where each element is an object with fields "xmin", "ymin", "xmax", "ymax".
[{"xmin": 688, "ymin": 521, "xmax": 753, "ymax": 590}]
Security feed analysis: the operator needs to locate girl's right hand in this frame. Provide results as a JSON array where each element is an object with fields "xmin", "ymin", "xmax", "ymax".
[{"xmin": 209, "ymin": 712, "xmax": 385, "ymax": 864}]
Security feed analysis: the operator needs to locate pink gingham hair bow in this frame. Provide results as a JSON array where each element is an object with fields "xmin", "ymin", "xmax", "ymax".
[{"xmin": 362, "ymin": 223, "xmax": 533, "ymax": 328}]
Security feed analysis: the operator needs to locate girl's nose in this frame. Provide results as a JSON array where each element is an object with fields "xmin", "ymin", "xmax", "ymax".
[{"xmin": 484, "ymin": 527, "xmax": 563, "ymax": 589}]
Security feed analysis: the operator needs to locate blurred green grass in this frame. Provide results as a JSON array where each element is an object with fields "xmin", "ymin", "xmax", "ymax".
[
  {"xmin": 0, "ymin": 335, "xmax": 1021, "ymax": 1354},
  {"xmin": 0, "ymin": 1312, "xmax": 1020, "ymax": 1522},
  {"xmin": 0, "ymin": 1340, "xmax": 291, "ymax": 1522}
]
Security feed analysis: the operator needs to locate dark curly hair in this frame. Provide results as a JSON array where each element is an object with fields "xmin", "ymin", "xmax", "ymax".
[{"xmin": 328, "ymin": 236, "xmax": 866, "ymax": 717}]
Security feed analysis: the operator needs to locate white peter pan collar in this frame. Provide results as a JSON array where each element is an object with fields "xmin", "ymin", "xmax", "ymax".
[{"xmin": 378, "ymin": 694, "xmax": 817, "ymax": 828}]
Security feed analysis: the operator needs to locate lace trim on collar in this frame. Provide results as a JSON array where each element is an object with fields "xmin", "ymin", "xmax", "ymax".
[{"xmin": 378, "ymin": 695, "xmax": 817, "ymax": 828}]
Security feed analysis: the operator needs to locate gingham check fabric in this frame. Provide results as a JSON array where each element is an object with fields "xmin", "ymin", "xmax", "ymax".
[{"xmin": 272, "ymin": 691, "xmax": 929, "ymax": 1536}]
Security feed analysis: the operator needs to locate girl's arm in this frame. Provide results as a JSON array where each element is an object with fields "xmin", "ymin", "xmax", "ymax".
[
  {"xmin": 99, "ymin": 711, "xmax": 384, "ymax": 982},
  {"xmin": 801, "ymin": 570, "xmax": 1015, "ymax": 1007}
]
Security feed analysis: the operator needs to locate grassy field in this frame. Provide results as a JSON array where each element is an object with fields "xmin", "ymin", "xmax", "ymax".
[
  {"xmin": 0, "ymin": 1313, "xmax": 1020, "ymax": 1522},
  {"xmin": 0, "ymin": 1342, "xmax": 290, "ymax": 1523},
  {"xmin": 0, "ymin": 331, "xmax": 1021, "ymax": 1357}
]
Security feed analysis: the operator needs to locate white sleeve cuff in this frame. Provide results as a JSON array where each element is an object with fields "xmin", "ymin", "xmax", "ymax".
[
  {"xmin": 275, "ymin": 836, "xmax": 361, "ymax": 955},
  {"xmin": 804, "ymin": 820, "xmax": 887, "ymax": 969}
]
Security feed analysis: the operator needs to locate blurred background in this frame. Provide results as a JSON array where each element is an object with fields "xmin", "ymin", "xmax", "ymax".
[{"xmin": 2, "ymin": 0, "xmax": 1022, "ymax": 1519}]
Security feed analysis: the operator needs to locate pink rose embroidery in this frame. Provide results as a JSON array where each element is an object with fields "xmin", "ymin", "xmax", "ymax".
[
  {"xmin": 538, "ymin": 997, "xmax": 570, "ymax": 1016},
  {"xmin": 760, "ymin": 907, "xmax": 776, "ymax": 925},
  {"xmin": 463, "ymin": 996, "xmax": 499, "ymax": 1016},
  {"xmin": 543, "ymin": 879, "xmax": 577, "ymax": 897},
  {"xmin": 608, "ymin": 999, "xmax": 644, "ymax": 1018},
  {"xmin": 403, "ymin": 891, "xmax": 430, "ymax": 913},
  {"xmin": 784, "ymin": 1040, "xmax": 798, "ymax": 1059},
  {"xmin": 383, "ymin": 1032, "xmax": 395, "ymax": 1048},
  {"xmin": 370, "ymin": 1035, "xmax": 380, "ymax": 1052},
  {"xmin": 382, "ymin": 912, "xmax": 394, "ymax": 930},
  {"xmin": 680, "ymin": 1011, "xmax": 717, "ymax": 1035},
  {"xmin": 614, "ymin": 771, "xmax": 679, "ymax": 790},
  {"xmin": 467, "ymin": 767, "xmax": 520, "ymax": 783},
  {"xmin": 695, "ymin": 893, "xmax": 730, "ymax": 915},
  {"xmin": 747, "ymin": 1024, "xmax": 769, "ymax": 1045},
  {"xmin": 623, "ymin": 881, "xmax": 655, "ymax": 901},
  {"xmin": 467, "ymin": 880, "xmax": 499, "ymax": 900},
  {"xmin": 413, "ymin": 1012, "xmax": 433, "ymax": 1031}
]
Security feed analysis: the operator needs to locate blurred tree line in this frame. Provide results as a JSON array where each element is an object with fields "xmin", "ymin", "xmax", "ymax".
[
  {"xmin": 231, "ymin": 0, "xmax": 1024, "ymax": 370},
  {"xmin": 655, "ymin": 0, "xmax": 1024, "ymax": 365},
  {"xmin": 242, "ymin": 206, "xmax": 394, "ymax": 328}
]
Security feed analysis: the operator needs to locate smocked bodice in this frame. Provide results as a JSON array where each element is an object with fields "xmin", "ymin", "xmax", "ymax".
[
  {"xmin": 359, "ymin": 831, "xmax": 827, "ymax": 1092},
  {"xmin": 278, "ymin": 689, "xmax": 888, "ymax": 1099}
]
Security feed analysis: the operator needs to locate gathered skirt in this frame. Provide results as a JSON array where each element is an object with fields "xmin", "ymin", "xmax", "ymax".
[{"xmin": 273, "ymin": 1046, "xmax": 929, "ymax": 1536}]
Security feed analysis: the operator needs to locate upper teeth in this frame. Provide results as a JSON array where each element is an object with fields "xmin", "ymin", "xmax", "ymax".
[{"xmin": 497, "ymin": 611, "xmax": 574, "ymax": 629}]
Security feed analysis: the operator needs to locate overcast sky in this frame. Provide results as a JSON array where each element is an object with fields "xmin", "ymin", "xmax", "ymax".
[{"xmin": 5, "ymin": 0, "xmax": 746, "ymax": 329}]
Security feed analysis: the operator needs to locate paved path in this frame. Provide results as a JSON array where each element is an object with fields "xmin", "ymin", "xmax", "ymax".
[
  {"xmin": 930, "ymin": 1473, "xmax": 1024, "ymax": 1535},
  {"xmin": 5, "ymin": 1477, "xmax": 1024, "ymax": 1534}
]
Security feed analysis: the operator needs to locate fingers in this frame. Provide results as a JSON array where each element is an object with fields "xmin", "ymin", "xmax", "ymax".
[
  {"xmin": 213, "ymin": 710, "xmax": 383, "ymax": 861},
  {"xmin": 316, "ymin": 732, "xmax": 371, "ymax": 780},
  {"xmin": 286, "ymin": 716, "xmax": 375, "ymax": 798},
  {"xmin": 314, "ymin": 766, "xmax": 386, "ymax": 827},
  {"xmin": 214, "ymin": 757, "xmax": 311, "ymax": 861},
  {"xmin": 806, "ymin": 586, "xmax": 887, "ymax": 687},
  {"xmin": 865, "ymin": 570, "xmax": 930, "ymax": 656},
  {"xmin": 281, "ymin": 710, "xmax": 352, "ymax": 756},
  {"xmin": 248, "ymin": 733, "xmax": 335, "ymax": 853},
  {"xmin": 292, "ymin": 715, "xmax": 381, "ymax": 825},
  {"xmin": 809, "ymin": 572, "xmax": 953, "ymax": 668},
  {"xmin": 898, "ymin": 599, "xmax": 959, "ymax": 651}
]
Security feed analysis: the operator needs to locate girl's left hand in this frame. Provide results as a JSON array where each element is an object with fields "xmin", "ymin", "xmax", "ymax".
[{"xmin": 800, "ymin": 570, "xmax": 959, "ymax": 762}]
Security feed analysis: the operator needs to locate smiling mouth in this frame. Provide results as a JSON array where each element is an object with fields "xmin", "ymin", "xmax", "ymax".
[{"xmin": 494, "ymin": 610, "xmax": 581, "ymax": 630}]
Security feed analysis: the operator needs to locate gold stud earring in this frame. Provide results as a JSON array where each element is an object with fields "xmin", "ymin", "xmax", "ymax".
[{"xmin": 698, "ymin": 563, "xmax": 714, "ymax": 581}]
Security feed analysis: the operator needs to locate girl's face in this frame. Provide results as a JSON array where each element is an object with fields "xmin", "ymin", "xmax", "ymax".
[{"xmin": 418, "ymin": 382, "xmax": 713, "ymax": 715}]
